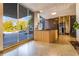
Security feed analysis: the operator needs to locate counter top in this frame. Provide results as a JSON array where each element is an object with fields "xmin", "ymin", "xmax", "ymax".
[{"xmin": 35, "ymin": 29, "xmax": 58, "ymax": 31}]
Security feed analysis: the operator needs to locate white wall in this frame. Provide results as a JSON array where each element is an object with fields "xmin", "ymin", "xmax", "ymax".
[{"xmin": 76, "ymin": 3, "xmax": 79, "ymax": 42}]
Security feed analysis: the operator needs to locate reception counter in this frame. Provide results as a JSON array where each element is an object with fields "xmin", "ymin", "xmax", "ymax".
[{"xmin": 34, "ymin": 30, "xmax": 58, "ymax": 43}]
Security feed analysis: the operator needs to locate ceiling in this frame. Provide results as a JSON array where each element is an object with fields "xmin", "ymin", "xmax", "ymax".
[{"xmin": 21, "ymin": 3, "xmax": 76, "ymax": 19}]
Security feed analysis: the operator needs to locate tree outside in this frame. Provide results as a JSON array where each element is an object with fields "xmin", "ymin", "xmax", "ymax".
[
  {"xmin": 3, "ymin": 19, "xmax": 28, "ymax": 32},
  {"xmin": 3, "ymin": 20, "xmax": 14, "ymax": 32}
]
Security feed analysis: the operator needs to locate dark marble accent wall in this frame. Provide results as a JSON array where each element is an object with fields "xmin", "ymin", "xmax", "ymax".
[{"xmin": 70, "ymin": 16, "xmax": 76, "ymax": 37}]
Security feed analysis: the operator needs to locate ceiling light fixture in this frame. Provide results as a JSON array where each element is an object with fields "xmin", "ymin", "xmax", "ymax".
[
  {"xmin": 51, "ymin": 12, "xmax": 56, "ymax": 15},
  {"xmin": 39, "ymin": 10, "xmax": 43, "ymax": 13}
]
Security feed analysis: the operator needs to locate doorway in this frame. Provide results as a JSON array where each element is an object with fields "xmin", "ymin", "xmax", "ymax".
[{"xmin": 58, "ymin": 15, "xmax": 76, "ymax": 43}]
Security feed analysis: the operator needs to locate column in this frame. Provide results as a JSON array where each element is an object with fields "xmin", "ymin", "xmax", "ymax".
[
  {"xmin": 0, "ymin": 3, "xmax": 3, "ymax": 51},
  {"xmin": 76, "ymin": 3, "xmax": 79, "ymax": 42}
]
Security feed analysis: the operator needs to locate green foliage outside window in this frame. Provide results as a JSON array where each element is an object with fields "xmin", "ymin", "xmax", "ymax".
[
  {"xmin": 3, "ymin": 20, "xmax": 28, "ymax": 32},
  {"xmin": 15, "ymin": 20, "xmax": 28, "ymax": 31},
  {"xmin": 3, "ymin": 20, "xmax": 14, "ymax": 32},
  {"xmin": 3, "ymin": 16, "xmax": 33, "ymax": 32}
]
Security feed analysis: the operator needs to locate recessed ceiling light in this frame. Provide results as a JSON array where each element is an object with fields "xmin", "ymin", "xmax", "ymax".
[
  {"xmin": 51, "ymin": 12, "xmax": 56, "ymax": 15},
  {"xmin": 39, "ymin": 10, "xmax": 43, "ymax": 13}
]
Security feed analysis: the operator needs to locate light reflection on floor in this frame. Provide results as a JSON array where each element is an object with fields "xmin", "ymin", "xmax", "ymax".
[{"xmin": 2, "ymin": 40, "xmax": 78, "ymax": 56}]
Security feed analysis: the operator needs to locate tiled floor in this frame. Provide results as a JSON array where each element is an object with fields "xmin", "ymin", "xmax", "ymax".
[
  {"xmin": 0, "ymin": 35, "xmax": 78, "ymax": 56},
  {"xmin": 58, "ymin": 35, "xmax": 76, "ymax": 44},
  {"xmin": 2, "ymin": 41, "xmax": 78, "ymax": 56}
]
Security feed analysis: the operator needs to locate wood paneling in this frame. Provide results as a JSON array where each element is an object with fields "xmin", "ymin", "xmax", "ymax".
[
  {"xmin": 50, "ymin": 30, "xmax": 58, "ymax": 43},
  {"xmin": 0, "ymin": 3, "xmax": 3, "ymax": 51},
  {"xmin": 34, "ymin": 30, "xmax": 58, "ymax": 43},
  {"xmin": 43, "ymin": 31, "xmax": 50, "ymax": 42}
]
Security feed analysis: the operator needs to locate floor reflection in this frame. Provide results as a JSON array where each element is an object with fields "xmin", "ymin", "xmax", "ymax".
[
  {"xmin": 2, "ymin": 39, "xmax": 78, "ymax": 56},
  {"xmin": 3, "ymin": 49, "xmax": 19, "ymax": 56}
]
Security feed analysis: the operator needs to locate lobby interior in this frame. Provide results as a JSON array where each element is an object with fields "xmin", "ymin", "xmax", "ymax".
[{"xmin": 0, "ymin": 3, "xmax": 79, "ymax": 56}]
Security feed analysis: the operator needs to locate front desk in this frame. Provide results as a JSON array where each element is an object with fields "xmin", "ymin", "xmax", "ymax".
[{"xmin": 34, "ymin": 30, "xmax": 58, "ymax": 43}]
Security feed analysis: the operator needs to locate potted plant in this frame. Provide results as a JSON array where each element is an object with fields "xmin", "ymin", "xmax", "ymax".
[
  {"xmin": 73, "ymin": 21, "xmax": 79, "ymax": 30},
  {"xmin": 73, "ymin": 21, "xmax": 79, "ymax": 42}
]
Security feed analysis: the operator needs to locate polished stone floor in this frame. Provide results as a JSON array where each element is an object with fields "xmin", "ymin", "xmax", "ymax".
[{"xmin": 0, "ymin": 35, "xmax": 78, "ymax": 56}]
